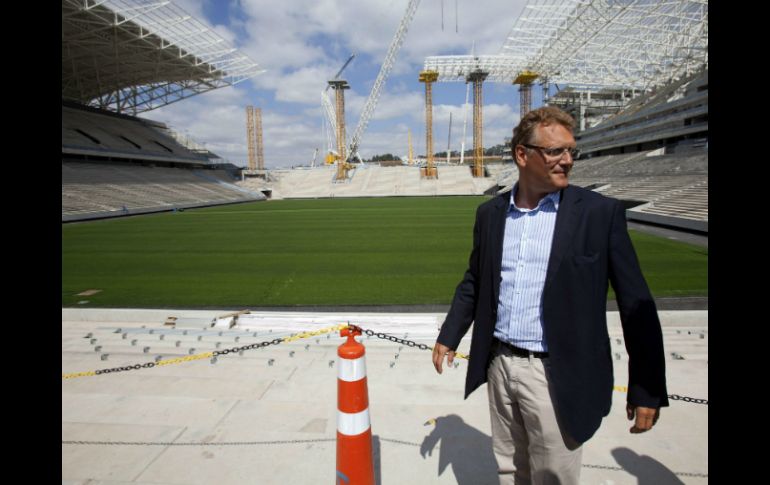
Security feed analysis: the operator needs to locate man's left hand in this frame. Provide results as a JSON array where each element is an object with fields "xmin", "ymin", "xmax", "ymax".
[{"xmin": 626, "ymin": 404, "xmax": 660, "ymax": 434}]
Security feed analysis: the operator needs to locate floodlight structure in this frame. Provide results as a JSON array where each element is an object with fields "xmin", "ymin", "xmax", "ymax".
[
  {"xmin": 424, "ymin": 0, "xmax": 708, "ymax": 128},
  {"xmin": 62, "ymin": 0, "xmax": 263, "ymax": 115},
  {"xmin": 418, "ymin": 70, "xmax": 439, "ymax": 179}
]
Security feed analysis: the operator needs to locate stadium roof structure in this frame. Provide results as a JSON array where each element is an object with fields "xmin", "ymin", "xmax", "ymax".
[
  {"xmin": 62, "ymin": 0, "xmax": 264, "ymax": 115},
  {"xmin": 424, "ymin": 0, "xmax": 708, "ymax": 92}
]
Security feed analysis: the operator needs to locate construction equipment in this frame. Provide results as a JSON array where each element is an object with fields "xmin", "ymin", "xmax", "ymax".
[
  {"xmin": 346, "ymin": 0, "xmax": 421, "ymax": 163},
  {"xmin": 310, "ymin": 148, "xmax": 319, "ymax": 168},
  {"xmin": 514, "ymin": 70, "xmax": 539, "ymax": 116},
  {"xmin": 418, "ymin": 69, "xmax": 438, "ymax": 179},
  {"xmin": 322, "ymin": 54, "xmax": 356, "ymax": 167},
  {"xmin": 467, "ymin": 69, "xmax": 488, "ymax": 177},
  {"xmin": 246, "ymin": 106, "xmax": 264, "ymax": 171},
  {"xmin": 328, "ymin": 79, "xmax": 352, "ymax": 181}
]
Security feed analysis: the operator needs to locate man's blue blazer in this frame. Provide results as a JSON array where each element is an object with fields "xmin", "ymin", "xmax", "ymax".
[{"xmin": 437, "ymin": 184, "xmax": 669, "ymax": 444}]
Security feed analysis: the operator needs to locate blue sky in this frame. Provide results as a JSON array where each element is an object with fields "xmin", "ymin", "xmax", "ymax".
[{"xmin": 151, "ymin": 0, "xmax": 539, "ymax": 168}]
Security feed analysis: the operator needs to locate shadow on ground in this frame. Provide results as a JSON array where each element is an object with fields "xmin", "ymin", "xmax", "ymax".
[
  {"xmin": 420, "ymin": 414, "xmax": 498, "ymax": 485},
  {"xmin": 612, "ymin": 447, "xmax": 685, "ymax": 484}
]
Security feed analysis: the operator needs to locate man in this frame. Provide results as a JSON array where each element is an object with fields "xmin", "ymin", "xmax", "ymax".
[{"xmin": 432, "ymin": 106, "xmax": 668, "ymax": 485}]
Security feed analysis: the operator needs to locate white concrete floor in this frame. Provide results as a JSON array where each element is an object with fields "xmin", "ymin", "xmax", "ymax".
[{"xmin": 62, "ymin": 309, "xmax": 707, "ymax": 484}]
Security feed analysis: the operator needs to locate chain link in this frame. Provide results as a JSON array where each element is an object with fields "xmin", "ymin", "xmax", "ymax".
[
  {"xmin": 351, "ymin": 325, "xmax": 706, "ymax": 405},
  {"xmin": 63, "ymin": 323, "xmax": 709, "ymax": 407},
  {"xmin": 351, "ymin": 325, "xmax": 469, "ymax": 359},
  {"xmin": 63, "ymin": 324, "xmax": 346, "ymax": 379},
  {"xmin": 668, "ymin": 394, "xmax": 708, "ymax": 405}
]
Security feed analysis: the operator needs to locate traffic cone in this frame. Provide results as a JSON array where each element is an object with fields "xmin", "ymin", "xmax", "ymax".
[{"xmin": 335, "ymin": 326, "xmax": 374, "ymax": 485}]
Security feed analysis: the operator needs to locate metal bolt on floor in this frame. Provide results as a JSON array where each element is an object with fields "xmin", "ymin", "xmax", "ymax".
[
  {"xmin": 94, "ymin": 346, "xmax": 102, "ymax": 352},
  {"xmin": 189, "ymin": 348, "xmax": 196, "ymax": 355},
  {"xmin": 159, "ymin": 335, "xmax": 165, "ymax": 340},
  {"xmin": 155, "ymin": 356, "xmax": 163, "ymax": 362},
  {"xmin": 122, "ymin": 333, "xmax": 128, "ymax": 339},
  {"xmin": 101, "ymin": 354, "xmax": 109, "ymax": 361},
  {"xmin": 90, "ymin": 338, "xmax": 97, "ymax": 345},
  {"xmin": 268, "ymin": 359, "xmax": 275, "ymax": 366},
  {"xmin": 235, "ymin": 337, "xmax": 240, "ymax": 342},
  {"xmin": 198, "ymin": 336, "xmax": 203, "ymax": 341},
  {"xmin": 175, "ymin": 341, "xmax": 181, "ymax": 347},
  {"xmin": 328, "ymin": 360, "xmax": 334, "ymax": 367},
  {"xmin": 84, "ymin": 333, "xmax": 92, "ymax": 338},
  {"xmin": 131, "ymin": 340, "xmax": 137, "ymax": 346},
  {"xmin": 116, "ymin": 328, "xmax": 123, "ymax": 333},
  {"xmin": 143, "ymin": 347, "xmax": 150, "ymax": 353},
  {"xmin": 149, "ymin": 330, "xmax": 154, "ymax": 334},
  {"xmin": 389, "ymin": 362, "xmax": 395, "ymax": 368},
  {"xmin": 305, "ymin": 344, "xmax": 310, "ymax": 350},
  {"xmin": 210, "ymin": 357, "xmax": 218, "ymax": 364},
  {"xmin": 289, "ymin": 351, "xmax": 295, "ymax": 357},
  {"xmin": 394, "ymin": 354, "xmax": 399, "ymax": 359},
  {"xmin": 183, "ymin": 330, "xmax": 188, "ymax": 336},
  {"xmin": 216, "ymin": 342, "xmax": 221, "ymax": 348}
]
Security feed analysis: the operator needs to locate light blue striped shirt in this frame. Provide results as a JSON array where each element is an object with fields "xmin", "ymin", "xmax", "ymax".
[{"xmin": 494, "ymin": 184, "xmax": 561, "ymax": 352}]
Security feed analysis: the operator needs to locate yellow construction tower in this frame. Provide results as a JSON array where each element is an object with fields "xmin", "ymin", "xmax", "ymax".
[
  {"xmin": 246, "ymin": 106, "xmax": 265, "ymax": 171},
  {"xmin": 466, "ymin": 69, "xmax": 488, "ymax": 178},
  {"xmin": 418, "ymin": 70, "xmax": 438, "ymax": 179},
  {"xmin": 328, "ymin": 79, "xmax": 352, "ymax": 181},
  {"xmin": 514, "ymin": 70, "xmax": 539, "ymax": 117}
]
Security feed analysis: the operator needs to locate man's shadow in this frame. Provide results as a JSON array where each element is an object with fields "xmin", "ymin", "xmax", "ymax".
[
  {"xmin": 420, "ymin": 414, "xmax": 498, "ymax": 485},
  {"xmin": 612, "ymin": 447, "xmax": 685, "ymax": 485}
]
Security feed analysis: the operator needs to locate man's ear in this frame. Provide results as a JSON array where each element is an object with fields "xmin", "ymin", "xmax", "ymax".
[{"xmin": 514, "ymin": 144, "xmax": 527, "ymax": 168}]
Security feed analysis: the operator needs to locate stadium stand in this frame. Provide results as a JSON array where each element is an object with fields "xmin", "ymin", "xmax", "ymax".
[
  {"xmin": 569, "ymin": 151, "xmax": 707, "ymax": 232},
  {"xmin": 576, "ymin": 68, "xmax": 708, "ymax": 157},
  {"xmin": 244, "ymin": 165, "xmax": 499, "ymax": 199},
  {"xmin": 62, "ymin": 161, "xmax": 265, "ymax": 221}
]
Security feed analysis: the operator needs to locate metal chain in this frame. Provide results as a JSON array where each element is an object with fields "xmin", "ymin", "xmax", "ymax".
[
  {"xmin": 350, "ymin": 325, "xmax": 707, "ymax": 406},
  {"xmin": 668, "ymin": 394, "xmax": 708, "ymax": 405},
  {"xmin": 63, "ymin": 324, "xmax": 350, "ymax": 379}
]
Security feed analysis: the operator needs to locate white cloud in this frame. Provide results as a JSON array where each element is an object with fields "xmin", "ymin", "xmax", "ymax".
[{"xmin": 144, "ymin": 1, "xmax": 529, "ymax": 168}]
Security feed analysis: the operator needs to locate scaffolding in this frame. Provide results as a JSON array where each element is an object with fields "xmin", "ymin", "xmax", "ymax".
[
  {"xmin": 467, "ymin": 70, "xmax": 488, "ymax": 178},
  {"xmin": 328, "ymin": 80, "xmax": 351, "ymax": 181},
  {"xmin": 245, "ymin": 106, "xmax": 264, "ymax": 171},
  {"xmin": 418, "ymin": 70, "xmax": 438, "ymax": 179}
]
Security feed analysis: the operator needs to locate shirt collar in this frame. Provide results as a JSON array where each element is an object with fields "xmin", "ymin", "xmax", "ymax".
[{"xmin": 509, "ymin": 183, "xmax": 561, "ymax": 212}]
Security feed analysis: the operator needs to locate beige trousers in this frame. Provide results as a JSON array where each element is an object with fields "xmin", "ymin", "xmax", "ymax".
[{"xmin": 487, "ymin": 343, "xmax": 583, "ymax": 485}]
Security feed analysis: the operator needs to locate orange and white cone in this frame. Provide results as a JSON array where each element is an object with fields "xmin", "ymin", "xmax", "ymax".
[{"xmin": 335, "ymin": 326, "xmax": 374, "ymax": 485}]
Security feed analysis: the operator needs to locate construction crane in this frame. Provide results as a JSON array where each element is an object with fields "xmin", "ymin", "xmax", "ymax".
[
  {"xmin": 322, "ymin": 54, "xmax": 356, "ymax": 165},
  {"xmin": 310, "ymin": 148, "xmax": 318, "ymax": 168},
  {"xmin": 346, "ymin": 0, "xmax": 421, "ymax": 163}
]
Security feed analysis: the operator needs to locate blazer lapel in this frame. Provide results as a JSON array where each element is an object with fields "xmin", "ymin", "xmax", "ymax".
[
  {"xmin": 490, "ymin": 191, "xmax": 510, "ymax": 303},
  {"xmin": 544, "ymin": 185, "xmax": 583, "ymax": 292}
]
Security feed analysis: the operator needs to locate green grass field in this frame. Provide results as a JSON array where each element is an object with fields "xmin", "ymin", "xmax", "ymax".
[{"xmin": 62, "ymin": 197, "xmax": 708, "ymax": 308}]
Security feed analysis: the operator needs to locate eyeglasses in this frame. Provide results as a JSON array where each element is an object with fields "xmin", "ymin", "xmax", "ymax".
[{"xmin": 522, "ymin": 144, "xmax": 580, "ymax": 161}]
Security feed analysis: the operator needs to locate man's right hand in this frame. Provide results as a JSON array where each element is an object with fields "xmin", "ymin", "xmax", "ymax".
[{"xmin": 432, "ymin": 342, "xmax": 456, "ymax": 374}]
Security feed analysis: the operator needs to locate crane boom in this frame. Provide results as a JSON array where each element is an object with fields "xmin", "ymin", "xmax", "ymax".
[{"xmin": 348, "ymin": 0, "xmax": 421, "ymax": 160}]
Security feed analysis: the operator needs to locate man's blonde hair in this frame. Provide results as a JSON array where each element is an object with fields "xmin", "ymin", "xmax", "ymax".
[{"xmin": 511, "ymin": 106, "xmax": 576, "ymax": 150}]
